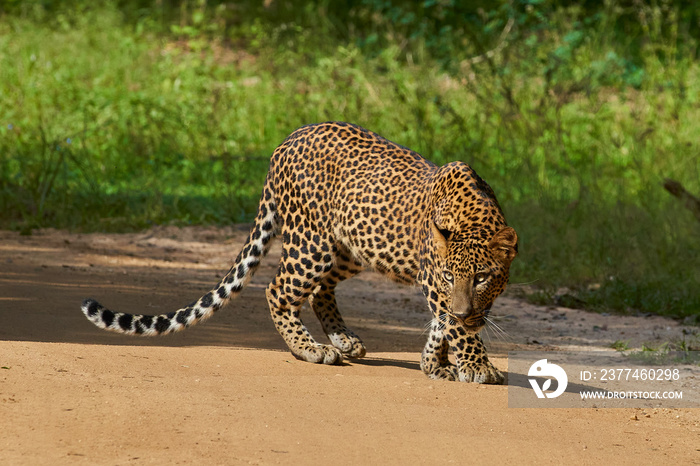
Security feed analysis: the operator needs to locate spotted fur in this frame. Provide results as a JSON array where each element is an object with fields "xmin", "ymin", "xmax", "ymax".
[{"xmin": 82, "ymin": 122, "xmax": 518, "ymax": 383}]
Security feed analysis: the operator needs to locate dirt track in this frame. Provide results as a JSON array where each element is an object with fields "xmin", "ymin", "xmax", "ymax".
[{"xmin": 1, "ymin": 227, "xmax": 698, "ymax": 464}]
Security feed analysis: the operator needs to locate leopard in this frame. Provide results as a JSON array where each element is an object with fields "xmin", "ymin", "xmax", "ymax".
[{"xmin": 81, "ymin": 121, "xmax": 518, "ymax": 384}]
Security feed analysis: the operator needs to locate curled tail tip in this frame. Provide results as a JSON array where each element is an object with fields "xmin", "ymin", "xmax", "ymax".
[
  {"xmin": 80, "ymin": 298, "xmax": 188, "ymax": 336},
  {"xmin": 80, "ymin": 298, "xmax": 119, "ymax": 332},
  {"xmin": 81, "ymin": 298, "xmax": 102, "ymax": 316}
]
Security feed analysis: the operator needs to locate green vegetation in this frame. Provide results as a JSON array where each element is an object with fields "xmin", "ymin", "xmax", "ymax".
[
  {"xmin": 610, "ymin": 340, "xmax": 631, "ymax": 352},
  {"xmin": 1, "ymin": 1, "xmax": 698, "ymax": 319},
  {"xmin": 627, "ymin": 335, "xmax": 700, "ymax": 365}
]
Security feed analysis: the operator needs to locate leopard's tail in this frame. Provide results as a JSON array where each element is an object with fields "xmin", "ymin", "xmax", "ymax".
[{"xmin": 81, "ymin": 180, "xmax": 279, "ymax": 336}]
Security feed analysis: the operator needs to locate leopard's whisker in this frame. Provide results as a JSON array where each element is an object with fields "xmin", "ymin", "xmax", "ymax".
[
  {"xmin": 421, "ymin": 319, "xmax": 434, "ymax": 336},
  {"xmin": 484, "ymin": 316, "xmax": 511, "ymax": 342},
  {"xmin": 481, "ymin": 325, "xmax": 493, "ymax": 343}
]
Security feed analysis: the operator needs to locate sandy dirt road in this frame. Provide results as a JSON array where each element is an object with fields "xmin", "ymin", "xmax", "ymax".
[{"xmin": 0, "ymin": 227, "xmax": 698, "ymax": 465}]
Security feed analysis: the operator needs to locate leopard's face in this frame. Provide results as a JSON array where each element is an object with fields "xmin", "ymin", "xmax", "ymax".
[
  {"xmin": 428, "ymin": 222, "xmax": 518, "ymax": 330},
  {"xmin": 439, "ymin": 241, "xmax": 511, "ymax": 328}
]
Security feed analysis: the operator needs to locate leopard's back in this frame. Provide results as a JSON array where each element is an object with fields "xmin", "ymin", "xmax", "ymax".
[{"xmin": 267, "ymin": 122, "xmax": 436, "ymax": 283}]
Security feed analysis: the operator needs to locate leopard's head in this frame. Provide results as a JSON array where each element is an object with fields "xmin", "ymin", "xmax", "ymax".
[
  {"xmin": 429, "ymin": 222, "xmax": 518, "ymax": 329},
  {"xmin": 423, "ymin": 161, "xmax": 518, "ymax": 329}
]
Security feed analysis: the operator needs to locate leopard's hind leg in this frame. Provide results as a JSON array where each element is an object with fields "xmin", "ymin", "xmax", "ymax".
[
  {"xmin": 308, "ymin": 250, "xmax": 366, "ymax": 358},
  {"xmin": 265, "ymin": 223, "xmax": 344, "ymax": 365}
]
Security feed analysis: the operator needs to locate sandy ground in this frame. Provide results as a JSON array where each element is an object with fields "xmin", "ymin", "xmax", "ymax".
[{"xmin": 0, "ymin": 226, "xmax": 698, "ymax": 465}]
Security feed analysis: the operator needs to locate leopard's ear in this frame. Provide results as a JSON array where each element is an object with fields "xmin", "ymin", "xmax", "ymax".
[
  {"xmin": 430, "ymin": 219, "xmax": 451, "ymax": 257},
  {"xmin": 489, "ymin": 227, "xmax": 518, "ymax": 264},
  {"xmin": 431, "ymin": 197, "xmax": 458, "ymax": 256}
]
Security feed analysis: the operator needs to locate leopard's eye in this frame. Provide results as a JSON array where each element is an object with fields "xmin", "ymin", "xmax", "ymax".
[
  {"xmin": 474, "ymin": 273, "xmax": 489, "ymax": 286},
  {"xmin": 442, "ymin": 270, "xmax": 454, "ymax": 284}
]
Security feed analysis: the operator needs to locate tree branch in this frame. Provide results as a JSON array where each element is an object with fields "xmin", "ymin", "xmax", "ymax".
[{"xmin": 663, "ymin": 178, "xmax": 700, "ymax": 222}]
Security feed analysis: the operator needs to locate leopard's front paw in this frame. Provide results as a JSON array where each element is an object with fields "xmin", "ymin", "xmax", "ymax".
[
  {"xmin": 420, "ymin": 351, "xmax": 458, "ymax": 381},
  {"xmin": 292, "ymin": 343, "xmax": 344, "ymax": 365},
  {"xmin": 458, "ymin": 362, "xmax": 505, "ymax": 384},
  {"xmin": 328, "ymin": 330, "xmax": 366, "ymax": 358},
  {"xmin": 423, "ymin": 364, "xmax": 459, "ymax": 381}
]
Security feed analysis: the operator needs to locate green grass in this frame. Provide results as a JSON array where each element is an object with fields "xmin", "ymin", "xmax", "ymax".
[
  {"xmin": 610, "ymin": 340, "xmax": 631, "ymax": 352},
  {"xmin": 626, "ymin": 336, "xmax": 700, "ymax": 366},
  {"xmin": 1, "ymin": 2, "xmax": 698, "ymax": 319}
]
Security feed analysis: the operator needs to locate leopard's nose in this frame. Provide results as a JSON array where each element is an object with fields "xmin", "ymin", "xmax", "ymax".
[{"xmin": 455, "ymin": 307, "xmax": 490, "ymax": 320}]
